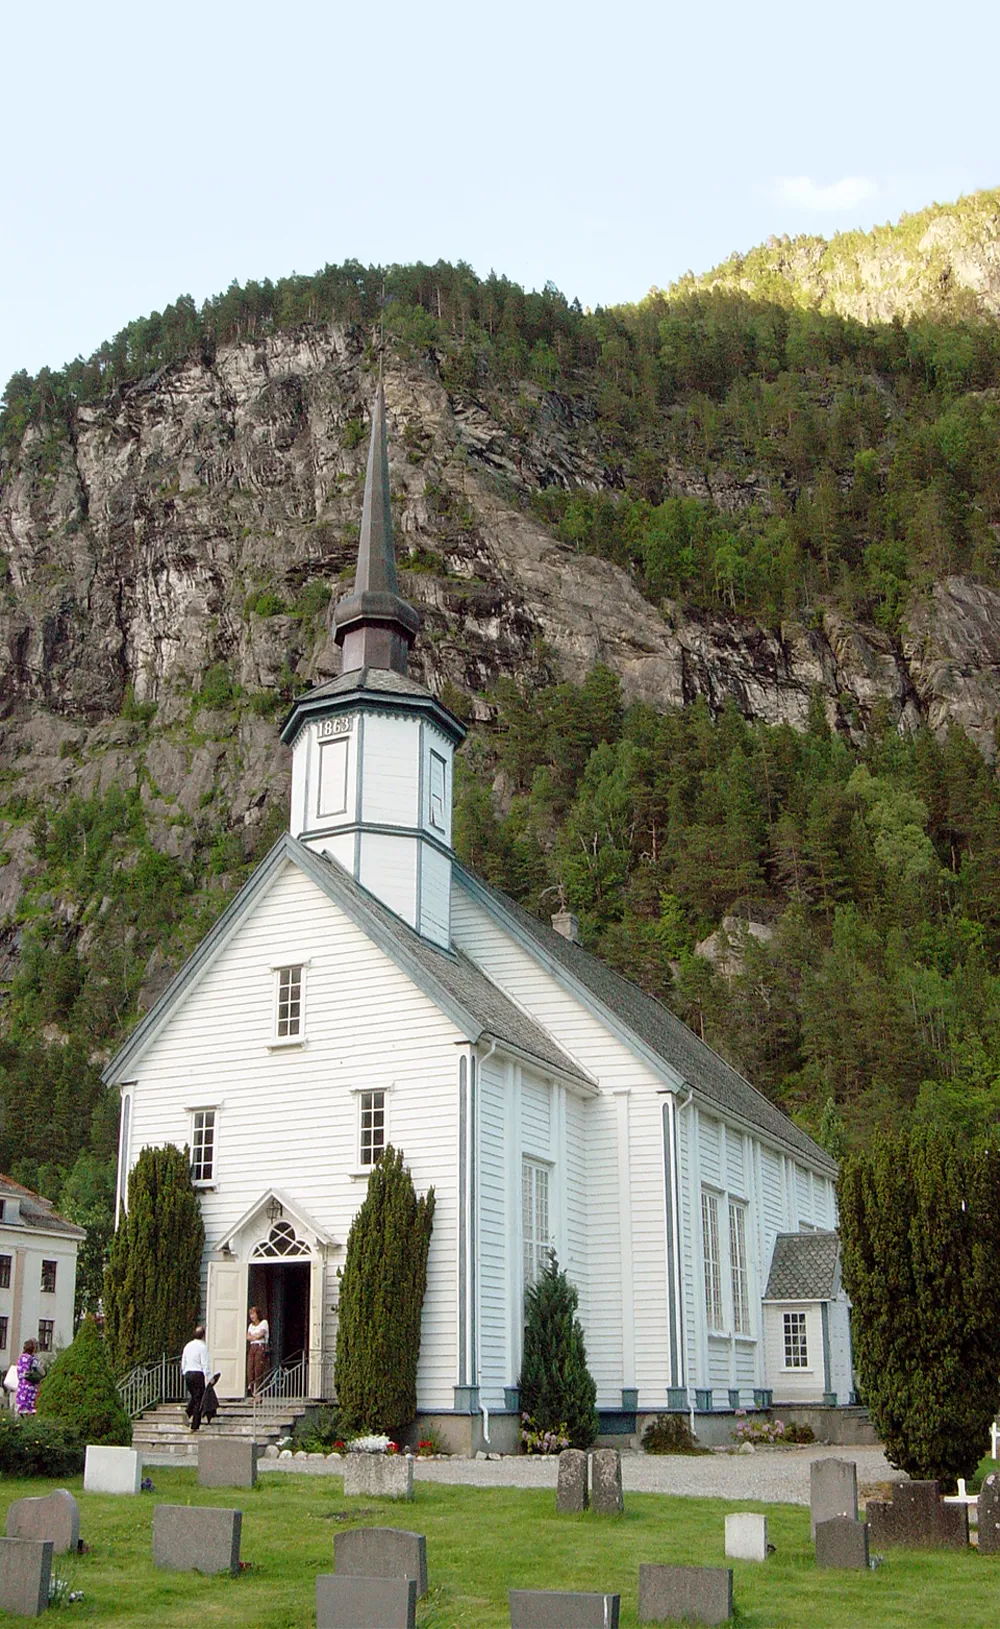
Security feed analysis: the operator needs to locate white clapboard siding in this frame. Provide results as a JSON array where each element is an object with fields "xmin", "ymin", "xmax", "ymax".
[
  {"xmin": 699, "ymin": 1115, "xmax": 722, "ymax": 1189},
  {"xmin": 520, "ymin": 1077, "xmax": 551, "ymax": 1158},
  {"xmin": 126, "ymin": 859, "xmax": 463, "ymax": 1410},
  {"xmin": 564, "ymin": 1093, "xmax": 589, "ymax": 1321},
  {"xmin": 762, "ymin": 1303, "xmax": 826, "ymax": 1402},
  {"xmin": 727, "ymin": 1129, "xmax": 746, "ymax": 1198},
  {"xmin": 735, "ymin": 1341, "xmax": 756, "ymax": 1386},
  {"xmin": 478, "ymin": 1067, "xmax": 508, "ymax": 1409},
  {"xmin": 708, "ymin": 1336, "xmax": 731, "ymax": 1388},
  {"xmin": 419, "ymin": 844, "xmax": 451, "ymax": 949},
  {"xmin": 360, "ymin": 714, "xmax": 420, "ymax": 827}
]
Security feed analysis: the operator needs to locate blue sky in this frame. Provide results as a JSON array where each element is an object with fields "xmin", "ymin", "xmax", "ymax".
[{"xmin": 2, "ymin": 0, "xmax": 997, "ymax": 391}]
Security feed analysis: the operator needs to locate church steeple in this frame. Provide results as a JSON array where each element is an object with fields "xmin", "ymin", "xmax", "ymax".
[{"xmin": 333, "ymin": 381, "xmax": 420, "ymax": 674}]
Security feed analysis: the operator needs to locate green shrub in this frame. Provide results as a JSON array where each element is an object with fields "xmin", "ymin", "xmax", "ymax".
[
  {"xmin": 641, "ymin": 1414, "xmax": 707, "ymax": 1455},
  {"xmin": 519, "ymin": 1254, "xmax": 598, "ymax": 1451},
  {"xmin": 248, "ymin": 589, "xmax": 287, "ymax": 618},
  {"xmin": 36, "ymin": 1314, "xmax": 131, "ymax": 1444},
  {"xmin": 292, "ymin": 1405, "xmax": 344, "ymax": 1452},
  {"xmin": 0, "ymin": 1414, "xmax": 84, "ymax": 1477}
]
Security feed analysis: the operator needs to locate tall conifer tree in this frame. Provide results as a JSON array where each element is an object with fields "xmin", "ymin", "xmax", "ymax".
[
  {"xmin": 519, "ymin": 1253, "xmax": 598, "ymax": 1449},
  {"xmin": 103, "ymin": 1144, "xmax": 204, "ymax": 1372},
  {"xmin": 334, "ymin": 1146, "xmax": 435, "ymax": 1437}
]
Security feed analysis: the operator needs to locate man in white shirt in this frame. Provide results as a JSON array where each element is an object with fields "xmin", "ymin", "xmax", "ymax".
[{"xmin": 180, "ymin": 1325, "xmax": 212, "ymax": 1432}]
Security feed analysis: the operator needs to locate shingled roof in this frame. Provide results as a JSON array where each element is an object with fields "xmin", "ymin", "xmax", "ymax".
[
  {"xmin": 0, "ymin": 1176, "xmax": 86, "ymax": 1240},
  {"xmin": 764, "ymin": 1231, "xmax": 841, "ymax": 1300},
  {"xmin": 456, "ymin": 867, "xmax": 837, "ymax": 1176}
]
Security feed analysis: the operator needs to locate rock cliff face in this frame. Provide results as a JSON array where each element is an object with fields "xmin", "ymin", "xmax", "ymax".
[{"xmin": 2, "ymin": 322, "xmax": 1000, "ymax": 921}]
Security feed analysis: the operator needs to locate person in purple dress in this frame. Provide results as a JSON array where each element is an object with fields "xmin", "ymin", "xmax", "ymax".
[{"xmin": 15, "ymin": 1339, "xmax": 41, "ymax": 1414}]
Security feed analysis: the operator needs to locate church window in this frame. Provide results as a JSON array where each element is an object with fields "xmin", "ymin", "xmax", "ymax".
[
  {"xmin": 359, "ymin": 1090, "xmax": 386, "ymax": 1166},
  {"xmin": 317, "ymin": 737, "xmax": 349, "ymax": 819},
  {"xmin": 429, "ymin": 751, "xmax": 447, "ymax": 831},
  {"xmin": 522, "ymin": 1159, "xmax": 550, "ymax": 1288},
  {"xmin": 190, "ymin": 1110, "xmax": 216, "ymax": 1185},
  {"xmin": 701, "ymin": 1191, "xmax": 724, "ymax": 1330},
  {"xmin": 276, "ymin": 965, "xmax": 304, "ymax": 1039},
  {"xmin": 783, "ymin": 1310, "xmax": 809, "ymax": 1367},
  {"xmin": 729, "ymin": 1203, "xmax": 750, "ymax": 1335}
]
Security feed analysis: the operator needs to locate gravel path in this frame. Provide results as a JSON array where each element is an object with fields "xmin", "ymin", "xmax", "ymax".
[{"xmin": 246, "ymin": 1445, "xmax": 905, "ymax": 1506}]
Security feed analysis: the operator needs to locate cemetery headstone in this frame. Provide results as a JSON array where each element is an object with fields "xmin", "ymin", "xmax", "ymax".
[
  {"xmin": 638, "ymin": 1564, "xmax": 733, "ymax": 1626},
  {"xmin": 978, "ymin": 1473, "xmax": 1000, "ymax": 1556},
  {"xmin": 809, "ymin": 1458, "xmax": 858, "ymax": 1539},
  {"xmin": 153, "ymin": 1505, "xmax": 242, "ymax": 1576},
  {"xmin": 556, "ymin": 1449, "xmax": 589, "ymax": 1514},
  {"xmin": 509, "ymin": 1589, "xmax": 621, "ymax": 1627},
  {"xmin": 0, "ymin": 1538, "xmax": 52, "ymax": 1619},
  {"xmin": 342, "ymin": 1454, "xmax": 414, "ymax": 1499},
  {"xmin": 590, "ymin": 1448, "xmax": 624, "ymax": 1516},
  {"xmin": 198, "ymin": 1437, "xmax": 258, "ymax": 1489},
  {"xmin": 724, "ymin": 1512, "xmax": 768, "ymax": 1562},
  {"xmin": 335, "ymin": 1527, "xmax": 428, "ymax": 1597},
  {"xmin": 865, "ymin": 1481, "xmax": 968, "ymax": 1550},
  {"xmin": 316, "ymin": 1574, "xmax": 416, "ymax": 1629},
  {"xmin": 6, "ymin": 1490, "xmax": 79, "ymax": 1555},
  {"xmin": 815, "ymin": 1516, "xmax": 870, "ymax": 1570},
  {"xmin": 83, "ymin": 1445, "xmax": 141, "ymax": 1495}
]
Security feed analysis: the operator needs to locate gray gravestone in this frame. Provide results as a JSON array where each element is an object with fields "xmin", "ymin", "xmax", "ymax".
[
  {"xmin": 0, "ymin": 1538, "xmax": 52, "ymax": 1618},
  {"xmin": 556, "ymin": 1449, "xmax": 589, "ymax": 1514},
  {"xmin": 724, "ymin": 1512, "xmax": 767, "ymax": 1562},
  {"xmin": 866, "ymin": 1481, "xmax": 968, "ymax": 1550},
  {"xmin": 815, "ymin": 1516, "xmax": 870, "ymax": 1569},
  {"xmin": 509, "ymin": 1590, "xmax": 621, "ymax": 1628},
  {"xmin": 335, "ymin": 1528, "xmax": 427, "ymax": 1597},
  {"xmin": 153, "ymin": 1505, "xmax": 242, "ymax": 1575},
  {"xmin": 590, "ymin": 1448, "xmax": 624, "ymax": 1516},
  {"xmin": 198, "ymin": 1437, "xmax": 258, "ymax": 1489},
  {"xmin": 809, "ymin": 1458, "xmax": 858, "ymax": 1539},
  {"xmin": 638, "ymin": 1564, "xmax": 733, "ymax": 1626},
  {"xmin": 979, "ymin": 1473, "xmax": 1000, "ymax": 1555},
  {"xmin": 6, "ymin": 1490, "xmax": 79, "ymax": 1555},
  {"xmin": 342, "ymin": 1454, "xmax": 414, "ymax": 1499},
  {"xmin": 317, "ymin": 1574, "xmax": 416, "ymax": 1629}
]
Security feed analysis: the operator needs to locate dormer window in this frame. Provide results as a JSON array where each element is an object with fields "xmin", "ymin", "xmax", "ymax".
[
  {"xmin": 429, "ymin": 751, "xmax": 446, "ymax": 831},
  {"xmin": 276, "ymin": 965, "xmax": 304, "ymax": 1040}
]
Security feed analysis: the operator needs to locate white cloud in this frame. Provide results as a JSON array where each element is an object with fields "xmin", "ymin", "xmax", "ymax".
[{"xmin": 777, "ymin": 176, "xmax": 878, "ymax": 212}]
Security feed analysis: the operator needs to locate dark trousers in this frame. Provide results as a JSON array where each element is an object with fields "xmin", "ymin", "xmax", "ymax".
[{"xmin": 184, "ymin": 1371, "xmax": 206, "ymax": 1431}]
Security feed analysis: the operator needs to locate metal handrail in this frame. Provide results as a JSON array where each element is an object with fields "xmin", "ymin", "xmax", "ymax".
[{"xmin": 118, "ymin": 1353, "xmax": 184, "ymax": 1420}]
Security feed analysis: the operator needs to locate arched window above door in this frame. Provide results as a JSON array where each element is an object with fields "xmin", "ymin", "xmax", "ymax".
[{"xmin": 250, "ymin": 1220, "xmax": 311, "ymax": 1259}]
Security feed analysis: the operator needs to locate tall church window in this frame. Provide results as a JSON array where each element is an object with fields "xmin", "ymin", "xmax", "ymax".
[
  {"xmin": 522, "ymin": 1159, "xmax": 551, "ymax": 1288},
  {"xmin": 701, "ymin": 1191, "xmax": 724, "ymax": 1330},
  {"xmin": 729, "ymin": 1202, "xmax": 750, "ymax": 1336},
  {"xmin": 429, "ymin": 751, "xmax": 447, "ymax": 831},
  {"xmin": 191, "ymin": 1110, "xmax": 216, "ymax": 1185},
  {"xmin": 359, "ymin": 1090, "xmax": 386, "ymax": 1166},
  {"xmin": 276, "ymin": 965, "xmax": 304, "ymax": 1039}
]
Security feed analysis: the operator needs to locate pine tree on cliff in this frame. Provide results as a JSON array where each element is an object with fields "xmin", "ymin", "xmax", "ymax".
[
  {"xmin": 334, "ymin": 1146, "xmax": 435, "ymax": 1437},
  {"xmin": 519, "ymin": 1253, "xmax": 598, "ymax": 1450},
  {"xmin": 103, "ymin": 1144, "xmax": 204, "ymax": 1372},
  {"xmin": 36, "ymin": 1314, "xmax": 132, "ymax": 1444}
]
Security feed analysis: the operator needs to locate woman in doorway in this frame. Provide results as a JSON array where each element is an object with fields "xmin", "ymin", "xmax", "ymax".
[
  {"xmin": 15, "ymin": 1339, "xmax": 42, "ymax": 1415},
  {"xmin": 246, "ymin": 1306, "xmax": 269, "ymax": 1396}
]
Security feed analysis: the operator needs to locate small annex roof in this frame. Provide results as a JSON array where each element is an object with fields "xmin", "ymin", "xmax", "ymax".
[
  {"xmin": 454, "ymin": 866, "xmax": 837, "ymax": 1176},
  {"xmin": 0, "ymin": 1175, "xmax": 86, "ymax": 1240},
  {"xmin": 103, "ymin": 834, "xmax": 595, "ymax": 1093},
  {"xmin": 764, "ymin": 1230, "xmax": 841, "ymax": 1301}
]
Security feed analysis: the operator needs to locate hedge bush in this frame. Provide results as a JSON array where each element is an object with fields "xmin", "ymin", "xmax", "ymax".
[
  {"xmin": 0, "ymin": 1414, "xmax": 84, "ymax": 1477},
  {"xmin": 36, "ymin": 1314, "xmax": 131, "ymax": 1444}
]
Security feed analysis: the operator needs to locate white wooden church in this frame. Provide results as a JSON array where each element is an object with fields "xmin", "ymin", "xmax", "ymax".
[{"xmin": 106, "ymin": 386, "xmax": 851, "ymax": 1449}]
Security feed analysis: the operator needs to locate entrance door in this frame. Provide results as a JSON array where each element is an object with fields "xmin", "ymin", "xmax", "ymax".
[
  {"xmin": 248, "ymin": 1262, "xmax": 311, "ymax": 1369},
  {"xmin": 207, "ymin": 1260, "xmax": 247, "ymax": 1399}
]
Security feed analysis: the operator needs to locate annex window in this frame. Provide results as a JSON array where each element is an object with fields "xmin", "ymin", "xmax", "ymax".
[
  {"xmin": 0, "ymin": 1256, "xmax": 10, "ymax": 1290},
  {"xmin": 276, "ymin": 965, "xmax": 304, "ymax": 1039},
  {"xmin": 190, "ymin": 1110, "xmax": 216, "ymax": 1186},
  {"xmin": 359, "ymin": 1090, "xmax": 386, "ymax": 1167},
  {"xmin": 37, "ymin": 1320, "xmax": 54, "ymax": 1353},
  {"xmin": 783, "ymin": 1310, "xmax": 809, "ymax": 1369},
  {"xmin": 729, "ymin": 1203, "xmax": 750, "ymax": 1336},
  {"xmin": 0, "ymin": 1317, "xmax": 7, "ymax": 1351},
  {"xmin": 522, "ymin": 1160, "xmax": 551, "ymax": 1289},
  {"xmin": 40, "ymin": 1260, "xmax": 57, "ymax": 1295},
  {"xmin": 701, "ymin": 1191, "xmax": 725, "ymax": 1330},
  {"xmin": 429, "ymin": 751, "xmax": 447, "ymax": 831}
]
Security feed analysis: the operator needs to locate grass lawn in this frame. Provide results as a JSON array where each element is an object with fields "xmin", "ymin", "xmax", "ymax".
[{"xmin": 0, "ymin": 1468, "xmax": 997, "ymax": 1626}]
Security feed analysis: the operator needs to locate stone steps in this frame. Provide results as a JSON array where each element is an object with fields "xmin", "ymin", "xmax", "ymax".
[{"xmin": 132, "ymin": 1398, "xmax": 311, "ymax": 1460}]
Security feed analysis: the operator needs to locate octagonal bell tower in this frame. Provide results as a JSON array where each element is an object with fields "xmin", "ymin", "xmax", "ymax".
[{"xmin": 281, "ymin": 382, "xmax": 466, "ymax": 949}]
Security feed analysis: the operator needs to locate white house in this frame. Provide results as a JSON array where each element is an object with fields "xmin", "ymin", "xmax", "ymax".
[
  {"xmin": 0, "ymin": 1175, "xmax": 84, "ymax": 1386},
  {"xmin": 105, "ymin": 383, "xmax": 849, "ymax": 1450}
]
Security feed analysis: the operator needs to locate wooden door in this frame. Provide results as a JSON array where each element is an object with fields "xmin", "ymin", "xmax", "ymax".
[{"xmin": 207, "ymin": 1260, "xmax": 247, "ymax": 1399}]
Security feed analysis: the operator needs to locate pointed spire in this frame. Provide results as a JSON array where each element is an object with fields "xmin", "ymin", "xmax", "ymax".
[{"xmin": 333, "ymin": 382, "xmax": 420, "ymax": 674}]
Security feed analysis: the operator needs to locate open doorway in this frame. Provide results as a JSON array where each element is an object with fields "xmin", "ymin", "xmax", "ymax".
[{"xmin": 247, "ymin": 1261, "xmax": 310, "ymax": 1371}]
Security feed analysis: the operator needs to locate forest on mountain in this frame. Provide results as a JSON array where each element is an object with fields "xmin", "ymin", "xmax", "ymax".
[{"xmin": 4, "ymin": 199, "xmax": 1000, "ymax": 1266}]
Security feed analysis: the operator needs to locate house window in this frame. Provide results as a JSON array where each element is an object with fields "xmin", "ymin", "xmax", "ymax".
[
  {"xmin": 37, "ymin": 1321, "xmax": 54, "ymax": 1353},
  {"xmin": 729, "ymin": 1203, "xmax": 750, "ymax": 1336},
  {"xmin": 701, "ymin": 1191, "xmax": 724, "ymax": 1330},
  {"xmin": 359, "ymin": 1090, "xmax": 386, "ymax": 1166},
  {"xmin": 0, "ymin": 1317, "xmax": 7, "ymax": 1351},
  {"xmin": 191, "ymin": 1110, "xmax": 216, "ymax": 1185},
  {"xmin": 40, "ymin": 1260, "xmax": 57, "ymax": 1295},
  {"xmin": 0, "ymin": 1256, "xmax": 10, "ymax": 1290},
  {"xmin": 783, "ymin": 1310, "xmax": 809, "ymax": 1368},
  {"xmin": 522, "ymin": 1160, "xmax": 551, "ymax": 1288},
  {"xmin": 429, "ymin": 751, "xmax": 446, "ymax": 831},
  {"xmin": 276, "ymin": 965, "xmax": 304, "ymax": 1039}
]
